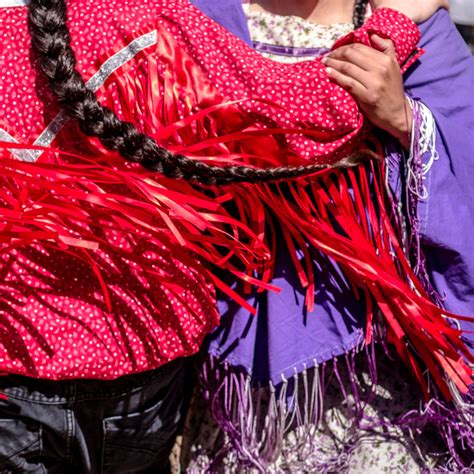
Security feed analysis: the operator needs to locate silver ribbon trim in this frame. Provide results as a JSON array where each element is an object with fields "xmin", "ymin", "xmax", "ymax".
[{"xmin": 2, "ymin": 30, "xmax": 158, "ymax": 161}]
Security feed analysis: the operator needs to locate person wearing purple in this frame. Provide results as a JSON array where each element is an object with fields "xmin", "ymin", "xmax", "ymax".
[{"xmin": 180, "ymin": 0, "xmax": 474, "ymax": 471}]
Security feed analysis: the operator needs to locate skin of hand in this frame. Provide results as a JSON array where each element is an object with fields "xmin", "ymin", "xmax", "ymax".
[
  {"xmin": 373, "ymin": 0, "xmax": 449, "ymax": 23},
  {"xmin": 322, "ymin": 35, "xmax": 412, "ymax": 149}
]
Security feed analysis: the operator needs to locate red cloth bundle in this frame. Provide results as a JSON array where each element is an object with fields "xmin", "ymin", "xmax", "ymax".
[{"xmin": 0, "ymin": 0, "xmax": 471, "ymax": 398}]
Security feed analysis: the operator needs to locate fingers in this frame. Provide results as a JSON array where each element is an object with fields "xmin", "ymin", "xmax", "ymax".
[
  {"xmin": 322, "ymin": 56, "xmax": 371, "ymax": 85},
  {"xmin": 326, "ymin": 43, "xmax": 397, "ymax": 76},
  {"xmin": 370, "ymin": 34, "xmax": 397, "ymax": 59},
  {"xmin": 324, "ymin": 66, "xmax": 367, "ymax": 100},
  {"xmin": 329, "ymin": 43, "xmax": 382, "ymax": 67},
  {"xmin": 322, "ymin": 40, "xmax": 401, "ymax": 108}
]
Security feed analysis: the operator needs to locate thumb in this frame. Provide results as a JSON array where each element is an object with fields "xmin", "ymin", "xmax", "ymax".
[{"xmin": 371, "ymin": 34, "xmax": 397, "ymax": 58}]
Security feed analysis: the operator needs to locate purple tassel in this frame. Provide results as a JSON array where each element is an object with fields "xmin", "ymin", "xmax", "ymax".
[{"xmin": 197, "ymin": 343, "xmax": 473, "ymax": 471}]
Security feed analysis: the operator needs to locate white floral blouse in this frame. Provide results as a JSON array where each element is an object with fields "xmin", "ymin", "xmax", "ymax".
[{"xmin": 242, "ymin": 4, "xmax": 354, "ymax": 63}]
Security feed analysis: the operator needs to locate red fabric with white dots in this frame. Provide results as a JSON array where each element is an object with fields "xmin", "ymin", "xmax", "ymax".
[{"xmin": 0, "ymin": 1, "xmax": 420, "ymax": 380}]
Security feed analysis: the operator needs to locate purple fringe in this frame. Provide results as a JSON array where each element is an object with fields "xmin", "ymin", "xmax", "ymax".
[
  {"xmin": 197, "ymin": 341, "xmax": 474, "ymax": 472},
  {"xmin": 404, "ymin": 99, "xmax": 445, "ymax": 307},
  {"xmin": 396, "ymin": 387, "xmax": 474, "ymax": 472}
]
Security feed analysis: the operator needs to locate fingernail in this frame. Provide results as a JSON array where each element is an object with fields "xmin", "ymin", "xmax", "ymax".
[
  {"xmin": 321, "ymin": 56, "xmax": 329, "ymax": 64},
  {"xmin": 326, "ymin": 67, "xmax": 333, "ymax": 74}
]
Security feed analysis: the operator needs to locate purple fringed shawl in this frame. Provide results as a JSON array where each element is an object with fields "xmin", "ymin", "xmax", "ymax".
[{"xmin": 192, "ymin": 0, "xmax": 474, "ymax": 384}]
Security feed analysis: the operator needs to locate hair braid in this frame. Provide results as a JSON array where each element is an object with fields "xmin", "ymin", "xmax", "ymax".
[
  {"xmin": 28, "ymin": 0, "xmax": 372, "ymax": 185},
  {"xmin": 352, "ymin": 0, "xmax": 370, "ymax": 28}
]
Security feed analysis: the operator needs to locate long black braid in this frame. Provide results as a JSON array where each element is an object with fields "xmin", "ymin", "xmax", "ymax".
[
  {"xmin": 353, "ymin": 0, "xmax": 370, "ymax": 29},
  {"xmin": 28, "ymin": 0, "xmax": 373, "ymax": 185}
]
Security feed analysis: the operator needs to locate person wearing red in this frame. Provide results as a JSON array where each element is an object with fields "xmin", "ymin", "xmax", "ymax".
[{"xmin": 0, "ymin": 0, "xmax": 468, "ymax": 472}]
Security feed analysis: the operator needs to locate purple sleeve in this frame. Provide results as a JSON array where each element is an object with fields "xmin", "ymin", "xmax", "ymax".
[{"xmin": 402, "ymin": 10, "xmax": 474, "ymax": 319}]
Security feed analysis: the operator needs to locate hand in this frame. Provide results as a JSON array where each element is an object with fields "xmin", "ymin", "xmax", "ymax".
[
  {"xmin": 322, "ymin": 35, "xmax": 412, "ymax": 149},
  {"xmin": 373, "ymin": 0, "xmax": 448, "ymax": 23}
]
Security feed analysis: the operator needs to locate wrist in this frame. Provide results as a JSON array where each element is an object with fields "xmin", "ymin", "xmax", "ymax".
[{"xmin": 388, "ymin": 97, "xmax": 412, "ymax": 150}]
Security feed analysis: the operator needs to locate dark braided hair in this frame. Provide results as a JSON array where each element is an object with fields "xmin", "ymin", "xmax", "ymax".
[
  {"xmin": 353, "ymin": 0, "xmax": 370, "ymax": 28},
  {"xmin": 28, "ymin": 0, "xmax": 373, "ymax": 185}
]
